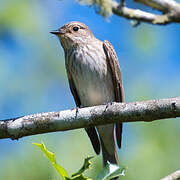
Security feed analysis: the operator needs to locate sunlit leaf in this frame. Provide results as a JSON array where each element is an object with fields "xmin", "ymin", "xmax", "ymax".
[
  {"xmin": 95, "ymin": 162, "xmax": 126, "ymax": 180},
  {"xmin": 33, "ymin": 142, "xmax": 69, "ymax": 180}
]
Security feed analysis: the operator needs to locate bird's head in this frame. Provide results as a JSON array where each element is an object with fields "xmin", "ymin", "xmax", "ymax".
[{"xmin": 51, "ymin": 21, "xmax": 94, "ymax": 50}]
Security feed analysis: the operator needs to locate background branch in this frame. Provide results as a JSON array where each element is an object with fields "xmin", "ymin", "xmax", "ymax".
[
  {"xmin": 111, "ymin": 1, "xmax": 171, "ymax": 25},
  {"xmin": 161, "ymin": 170, "xmax": 180, "ymax": 180},
  {"xmin": 0, "ymin": 97, "xmax": 180, "ymax": 140},
  {"xmin": 79, "ymin": 0, "xmax": 180, "ymax": 25}
]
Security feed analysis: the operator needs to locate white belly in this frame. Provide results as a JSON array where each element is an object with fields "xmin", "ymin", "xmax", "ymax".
[{"xmin": 69, "ymin": 46, "xmax": 115, "ymax": 107}]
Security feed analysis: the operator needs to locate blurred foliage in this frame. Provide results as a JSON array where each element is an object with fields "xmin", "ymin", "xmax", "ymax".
[
  {"xmin": 77, "ymin": 0, "xmax": 112, "ymax": 17},
  {"xmin": 0, "ymin": 0, "xmax": 180, "ymax": 180},
  {"xmin": 0, "ymin": 143, "xmax": 54, "ymax": 180}
]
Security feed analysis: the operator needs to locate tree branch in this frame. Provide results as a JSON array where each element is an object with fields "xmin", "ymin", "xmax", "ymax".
[
  {"xmin": 134, "ymin": 0, "xmax": 180, "ymax": 13},
  {"xmin": 161, "ymin": 170, "xmax": 180, "ymax": 180},
  {"xmin": 0, "ymin": 97, "xmax": 180, "ymax": 140},
  {"xmin": 110, "ymin": 0, "xmax": 180, "ymax": 25}
]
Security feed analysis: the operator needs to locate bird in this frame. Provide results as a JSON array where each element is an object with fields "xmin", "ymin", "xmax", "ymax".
[{"xmin": 51, "ymin": 21, "xmax": 124, "ymax": 168}]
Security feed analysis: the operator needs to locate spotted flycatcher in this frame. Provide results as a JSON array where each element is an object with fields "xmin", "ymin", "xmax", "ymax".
[{"xmin": 51, "ymin": 22, "xmax": 124, "ymax": 167}]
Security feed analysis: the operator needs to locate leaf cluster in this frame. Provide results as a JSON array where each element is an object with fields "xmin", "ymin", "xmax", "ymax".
[{"xmin": 33, "ymin": 142, "xmax": 126, "ymax": 180}]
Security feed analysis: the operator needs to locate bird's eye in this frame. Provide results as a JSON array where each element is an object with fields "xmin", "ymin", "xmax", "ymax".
[{"xmin": 73, "ymin": 26, "xmax": 79, "ymax": 31}]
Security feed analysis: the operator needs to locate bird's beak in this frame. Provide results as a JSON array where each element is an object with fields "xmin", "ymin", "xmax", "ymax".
[{"xmin": 50, "ymin": 29, "xmax": 65, "ymax": 35}]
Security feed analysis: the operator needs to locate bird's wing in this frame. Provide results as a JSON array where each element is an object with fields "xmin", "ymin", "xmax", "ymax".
[
  {"xmin": 66, "ymin": 68, "xmax": 101, "ymax": 154},
  {"xmin": 103, "ymin": 40, "xmax": 124, "ymax": 149},
  {"xmin": 66, "ymin": 70, "xmax": 81, "ymax": 107}
]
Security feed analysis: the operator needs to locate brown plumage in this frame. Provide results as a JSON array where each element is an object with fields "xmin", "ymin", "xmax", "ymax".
[{"xmin": 51, "ymin": 22, "xmax": 124, "ymax": 168}]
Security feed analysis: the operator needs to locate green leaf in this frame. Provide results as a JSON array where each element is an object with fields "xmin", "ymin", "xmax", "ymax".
[
  {"xmin": 33, "ymin": 142, "xmax": 69, "ymax": 180},
  {"xmin": 66, "ymin": 174, "xmax": 91, "ymax": 180},
  {"xmin": 72, "ymin": 157, "xmax": 94, "ymax": 177},
  {"xmin": 95, "ymin": 162, "xmax": 126, "ymax": 180}
]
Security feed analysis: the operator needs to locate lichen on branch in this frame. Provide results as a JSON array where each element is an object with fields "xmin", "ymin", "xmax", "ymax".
[{"xmin": 77, "ymin": 0, "xmax": 113, "ymax": 16}]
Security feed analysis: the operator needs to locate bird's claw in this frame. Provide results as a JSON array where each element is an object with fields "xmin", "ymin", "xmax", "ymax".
[{"xmin": 104, "ymin": 102, "xmax": 113, "ymax": 112}]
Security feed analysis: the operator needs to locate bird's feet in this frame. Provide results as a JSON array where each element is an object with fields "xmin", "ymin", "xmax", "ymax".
[{"xmin": 104, "ymin": 102, "xmax": 113, "ymax": 112}]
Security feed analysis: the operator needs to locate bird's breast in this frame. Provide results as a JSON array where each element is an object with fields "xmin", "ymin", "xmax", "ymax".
[{"xmin": 66, "ymin": 44, "xmax": 115, "ymax": 107}]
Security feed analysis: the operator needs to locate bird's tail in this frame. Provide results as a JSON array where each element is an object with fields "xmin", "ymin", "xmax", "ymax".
[
  {"xmin": 97, "ymin": 124, "xmax": 119, "ymax": 166},
  {"xmin": 100, "ymin": 136, "xmax": 118, "ymax": 166},
  {"xmin": 97, "ymin": 124, "xmax": 120, "ymax": 180},
  {"xmin": 100, "ymin": 136, "xmax": 119, "ymax": 180}
]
